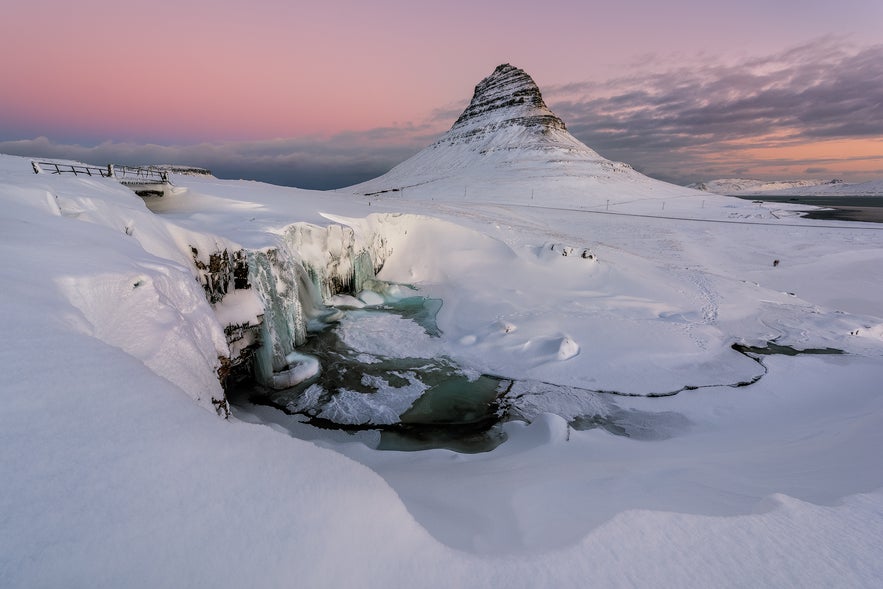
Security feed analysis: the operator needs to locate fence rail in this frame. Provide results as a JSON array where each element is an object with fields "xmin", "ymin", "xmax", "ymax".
[
  {"xmin": 32, "ymin": 161, "xmax": 114, "ymax": 178},
  {"xmin": 114, "ymin": 165, "xmax": 168, "ymax": 184},
  {"xmin": 32, "ymin": 161, "xmax": 169, "ymax": 185}
]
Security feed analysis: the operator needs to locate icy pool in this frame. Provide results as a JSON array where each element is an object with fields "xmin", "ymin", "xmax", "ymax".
[
  {"xmin": 230, "ymin": 286, "xmax": 794, "ymax": 452},
  {"xmin": 229, "ymin": 293, "xmax": 511, "ymax": 452}
]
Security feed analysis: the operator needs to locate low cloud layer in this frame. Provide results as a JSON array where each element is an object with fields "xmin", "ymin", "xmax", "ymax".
[
  {"xmin": 0, "ymin": 125, "xmax": 440, "ymax": 190},
  {"xmin": 2, "ymin": 40, "xmax": 881, "ymax": 187},
  {"xmin": 548, "ymin": 39, "xmax": 883, "ymax": 182}
]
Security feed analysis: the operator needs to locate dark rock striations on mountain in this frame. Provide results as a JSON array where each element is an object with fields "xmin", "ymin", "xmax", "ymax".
[{"xmin": 445, "ymin": 63, "xmax": 568, "ymax": 143}]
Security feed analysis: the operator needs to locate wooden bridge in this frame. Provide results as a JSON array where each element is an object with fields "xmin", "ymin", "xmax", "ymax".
[{"xmin": 32, "ymin": 160, "xmax": 171, "ymax": 196}]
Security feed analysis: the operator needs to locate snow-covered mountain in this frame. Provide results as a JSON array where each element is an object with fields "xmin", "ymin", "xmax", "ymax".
[
  {"xmin": 688, "ymin": 177, "xmax": 883, "ymax": 196},
  {"xmin": 688, "ymin": 178, "xmax": 836, "ymax": 194},
  {"xmin": 352, "ymin": 64, "xmax": 699, "ymax": 205},
  {"xmin": 752, "ymin": 177, "xmax": 883, "ymax": 197}
]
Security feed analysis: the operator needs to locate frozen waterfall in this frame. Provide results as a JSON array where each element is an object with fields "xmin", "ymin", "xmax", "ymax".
[{"xmin": 245, "ymin": 222, "xmax": 385, "ymax": 389}]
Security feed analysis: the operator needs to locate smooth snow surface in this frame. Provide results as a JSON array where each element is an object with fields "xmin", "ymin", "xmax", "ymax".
[{"xmin": 3, "ymin": 95, "xmax": 883, "ymax": 589}]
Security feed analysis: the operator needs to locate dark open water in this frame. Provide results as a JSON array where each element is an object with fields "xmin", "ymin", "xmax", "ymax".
[{"xmin": 733, "ymin": 195, "xmax": 883, "ymax": 223}]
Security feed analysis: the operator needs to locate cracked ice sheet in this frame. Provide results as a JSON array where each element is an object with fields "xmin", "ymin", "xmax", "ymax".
[
  {"xmin": 336, "ymin": 310, "xmax": 443, "ymax": 359},
  {"xmin": 317, "ymin": 372, "xmax": 428, "ymax": 425}
]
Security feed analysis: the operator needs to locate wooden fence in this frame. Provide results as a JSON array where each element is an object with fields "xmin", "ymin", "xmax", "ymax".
[
  {"xmin": 32, "ymin": 160, "xmax": 113, "ymax": 178},
  {"xmin": 114, "ymin": 165, "xmax": 168, "ymax": 185},
  {"xmin": 32, "ymin": 161, "xmax": 169, "ymax": 184}
]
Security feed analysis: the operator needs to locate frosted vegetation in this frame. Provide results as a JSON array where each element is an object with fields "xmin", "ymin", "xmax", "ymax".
[{"xmin": 2, "ymin": 64, "xmax": 883, "ymax": 587}]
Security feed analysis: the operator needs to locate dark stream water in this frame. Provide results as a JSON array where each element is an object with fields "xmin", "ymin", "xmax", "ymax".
[{"xmin": 228, "ymin": 295, "xmax": 511, "ymax": 452}]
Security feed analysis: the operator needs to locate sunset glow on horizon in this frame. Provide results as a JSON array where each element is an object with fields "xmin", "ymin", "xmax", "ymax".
[{"xmin": 2, "ymin": 0, "xmax": 882, "ymax": 188}]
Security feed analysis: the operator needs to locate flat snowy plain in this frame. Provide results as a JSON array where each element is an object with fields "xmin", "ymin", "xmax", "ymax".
[{"xmin": 2, "ymin": 151, "xmax": 883, "ymax": 588}]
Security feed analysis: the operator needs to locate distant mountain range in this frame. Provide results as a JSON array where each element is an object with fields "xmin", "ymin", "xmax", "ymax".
[
  {"xmin": 145, "ymin": 164, "xmax": 213, "ymax": 177},
  {"xmin": 689, "ymin": 178, "xmax": 883, "ymax": 197}
]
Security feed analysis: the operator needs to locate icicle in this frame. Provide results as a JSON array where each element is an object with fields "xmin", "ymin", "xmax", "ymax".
[
  {"xmin": 245, "ymin": 220, "xmax": 390, "ymax": 388},
  {"xmin": 353, "ymin": 250, "xmax": 375, "ymax": 294},
  {"xmin": 247, "ymin": 248, "xmax": 308, "ymax": 386}
]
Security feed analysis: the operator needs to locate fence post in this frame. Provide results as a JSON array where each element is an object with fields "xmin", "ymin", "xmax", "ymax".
[
  {"xmin": 107, "ymin": 164, "xmax": 114, "ymax": 178},
  {"xmin": 31, "ymin": 161, "xmax": 41, "ymax": 174}
]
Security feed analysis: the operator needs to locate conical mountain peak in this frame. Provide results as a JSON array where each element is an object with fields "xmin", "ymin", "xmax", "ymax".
[
  {"xmin": 445, "ymin": 63, "xmax": 567, "ymax": 140},
  {"xmin": 350, "ymin": 63, "xmax": 662, "ymax": 201}
]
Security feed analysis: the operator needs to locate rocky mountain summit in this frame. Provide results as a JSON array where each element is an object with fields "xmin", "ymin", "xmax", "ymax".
[
  {"xmin": 423, "ymin": 63, "xmax": 597, "ymax": 158},
  {"xmin": 445, "ymin": 63, "xmax": 568, "ymax": 141}
]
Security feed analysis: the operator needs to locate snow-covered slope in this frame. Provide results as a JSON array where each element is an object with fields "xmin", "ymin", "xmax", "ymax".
[
  {"xmin": 0, "ymin": 154, "xmax": 239, "ymax": 415},
  {"xmin": 4, "ymin": 143, "xmax": 883, "ymax": 585},
  {"xmin": 352, "ymin": 64, "xmax": 708, "ymax": 208}
]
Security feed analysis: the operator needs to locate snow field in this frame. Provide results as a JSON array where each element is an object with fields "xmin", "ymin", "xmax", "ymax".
[{"xmin": 3, "ymin": 140, "xmax": 883, "ymax": 588}]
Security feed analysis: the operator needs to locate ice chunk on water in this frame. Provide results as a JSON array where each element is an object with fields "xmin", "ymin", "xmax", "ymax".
[
  {"xmin": 327, "ymin": 294, "xmax": 366, "ymax": 308},
  {"xmin": 317, "ymin": 371, "xmax": 429, "ymax": 425},
  {"xmin": 357, "ymin": 290, "xmax": 385, "ymax": 306},
  {"xmin": 270, "ymin": 352, "xmax": 320, "ymax": 389},
  {"xmin": 337, "ymin": 311, "xmax": 442, "ymax": 359},
  {"xmin": 360, "ymin": 278, "xmax": 415, "ymax": 301},
  {"xmin": 284, "ymin": 383, "xmax": 324, "ymax": 414}
]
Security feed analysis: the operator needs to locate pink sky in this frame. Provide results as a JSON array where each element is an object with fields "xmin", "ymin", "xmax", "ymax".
[{"xmin": 2, "ymin": 0, "xmax": 882, "ymax": 186}]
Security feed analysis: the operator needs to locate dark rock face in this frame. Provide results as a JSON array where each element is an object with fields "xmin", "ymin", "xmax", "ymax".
[
  {"xmin": 190, "ymin": 246, "xmax": 261, "ymax": 394},
  {"xmin": 191, "ymin": 247, "xmax": 250, "ymax": 304},
  {"xmin": 445, "ymin": 64, "xmax": 567, "ymax": 141}
]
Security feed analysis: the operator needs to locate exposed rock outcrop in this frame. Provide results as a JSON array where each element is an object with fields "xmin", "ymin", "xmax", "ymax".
[
  {"xmin": 445, "ymin": 63, "xmax": 568, "ymax": 142},
  {"xmin": 191, "ymin": 246, "xmax": 250, "ymax": 304}
]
